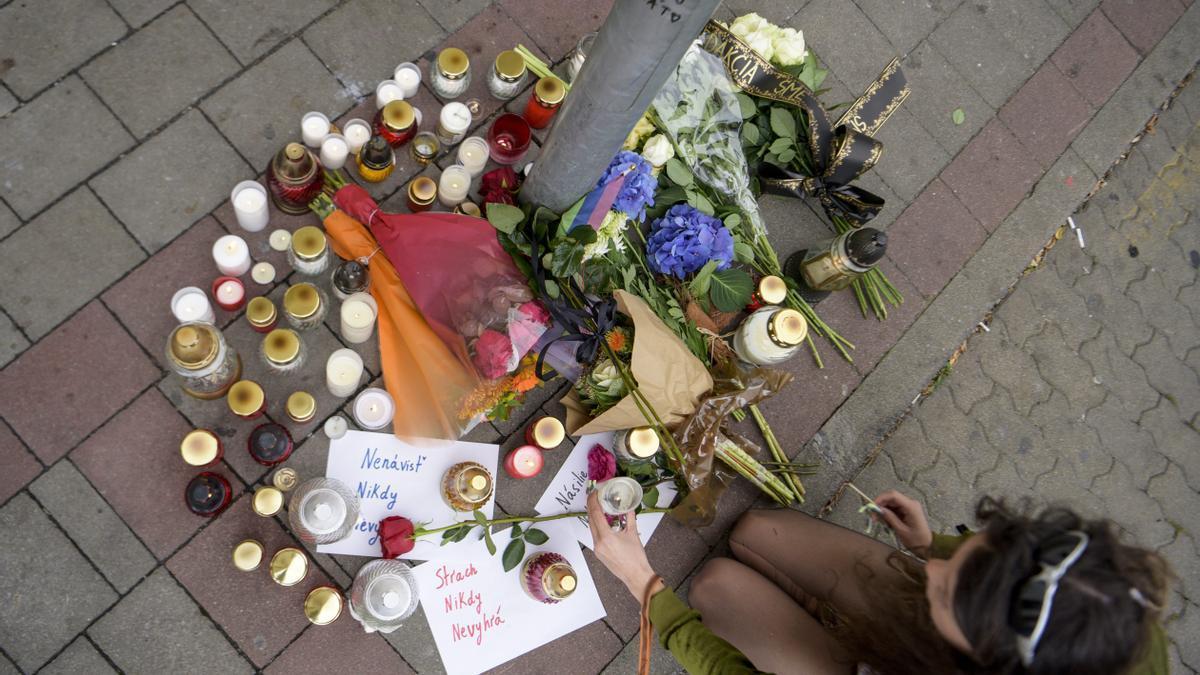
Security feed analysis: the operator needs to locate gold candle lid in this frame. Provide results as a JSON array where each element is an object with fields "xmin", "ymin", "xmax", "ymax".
[
  {"xmin": 534, "ymin": 77, "xmax": 566, "ymax": 106},
  {"xmin": 246, "ymin": 296, "xmax": 277, "ymax": 328},
  {"xmin": 757, "ymin": 275, "xmax": 788, "ymax": 305},
  {"xmin": 232, "ymin": 539, "xmax": 264, "ymax": 571},
  {"xmin": 454, "ymin": 201, "xmax": 481, "ymax": 217},
  {"xmin": 286, "ymin": 391, "xmax": 316, "ymax": 423},
  {"xmin": 437, "ymin": 47, "xmax": 469, "ymax": 79},
  {"xmin": 227, "ymin": 380, "xmax": 265, "ymax": 416},
  {"xmin": 283, "ymin": 283, "xmax": 321, "ymax": 319},
  {"xmin": 291, "ymin": 226, "xmax": 327, "ymax": 261},
  {"xmin": 263, "ymin": 329, "xmax": 301, "ymax": 365},
  {"xmin": 408, "ymin": 177, "xmax": 437, "ymax": 206},
  {"xmin": 252, "ymin": 486, "xmax": 284, "ymax": 516},
  {"xmin": 272, "ymin": 467, "xmax": 299, "ymax": 491},
  {"xmin": 304, "ymin": 586, "xmax": 344, "ymax": 625},
  {"xmin": 531, "ymin": 417, "xmax": 565, "ymax": 448},
  {"xmin": 382, "ymin": 100, "xmax": 416, "ymax": 132},
  {"xmin": 168, "ymin": 324, "xmax": 219, "ymax": 370},
  {"xmin": 269, "ymin": 547, "xmax": 309, "ymax": 586},
  {"xmin": 494, "ymin": 50, "xmax": 526, "ymax": 81},
  {"xmin": 544, "ymin": 562, "xmax": 577, "ymax": 599},
  {"xmin": 180, "ymin": 429, "xmax": 220, "ymax": 466},
  {"xmin": 627, "ymin": 427, "xmax": 660, "ymax": 458},
  {"xmin": 768, "ymin": 309, "xmax": 808, "ymax": 347}
]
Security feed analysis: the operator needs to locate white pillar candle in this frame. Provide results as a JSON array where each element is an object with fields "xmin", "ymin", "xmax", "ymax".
[
  {"xmin": 269, "ymin": 229, "xmax": 292, "ymax": 252},
  {"xmin": 324, "ymin": 415, "xmax": 348, "ymax": 440},
  {"xmin": 376, "ymin": 80, "xmax": 405, "ymax": 109},
  {"xmin": 251, "ymin": 261, "xmax": 276, "ymax": 285},
  {"xmin": 339, "ymin": 292, "xmax": 378, "ymax": 344},
  {"xmin": 212, "ymin": 235, "xmax": 251, "ymax": 276},
  {"xmin": 457, "ymin": 136, "xmax": 489, "ymax": 176},
  {"xmin": 343, "ymin": 119, "xmax": 372, "ymax": 154},
  {"xmin": 325, "ymin": 348, "xmax": 364, "ymax": 398},
  {"xmin": 437, "ymin": 102, "xmax": 471, "ymax": 144},
  {"xmin": 171, "ymin": 286, "xmax": 215, "ymax": 324},
  {"xmin": 230, "ymin": 181, "xmax": 269, "ymax": 232},
  {"xmin": 353, "ymin": 388, "xmax": 395, "ymax": 430},
  {"xmin": 438, "ymin": 165, "xmax": 471, "ymax": 208},
  {"xmin": 301, "ymin": 111, "xmax": 330, "ymax": 148},
  {"xmin": 320, "ymin": 133, "xmax": 349, "ymax": 170},
  {"xmin": 214, "ymin": 278, "xmax": 245, "ymax": 311},
  {"xmin": 394, "ymin": 62, "xmax": 421, "ymax": 99}
]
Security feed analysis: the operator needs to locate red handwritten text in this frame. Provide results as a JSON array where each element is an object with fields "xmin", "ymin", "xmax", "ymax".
[
  {"xmin": 450, "ymin": 605, "xmax": 505, "ymax": 646},
  {"xmin": 444, "ymin": 589, "xmax": 483, "ymax": 615},
  {"xmin": 435, "ymin": 563, "xmax": 478, "ymax": 590}
]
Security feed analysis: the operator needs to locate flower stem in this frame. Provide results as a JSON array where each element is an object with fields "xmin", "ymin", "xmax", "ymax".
[{"xmin": 413, "ymin": 507, "xmax": 672, "ymax": 539}]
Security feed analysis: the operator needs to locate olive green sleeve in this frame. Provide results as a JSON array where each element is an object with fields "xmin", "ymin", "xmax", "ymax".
[
  {"xmin": 1124, "ymin": 622, "xmax": 1170, "ymax": 675},
  {"xmin": 647, "ymin": 587, "xmax": 764, "ymax": 674},
  {"xmin": 928, "ymin": 532, "xmax": 971, "ymax": 560}
]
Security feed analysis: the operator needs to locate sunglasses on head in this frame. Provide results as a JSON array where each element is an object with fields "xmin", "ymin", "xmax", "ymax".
[{"xmin": 1008, "ymin": 530, "xmax": 1090, "ymax": 666}]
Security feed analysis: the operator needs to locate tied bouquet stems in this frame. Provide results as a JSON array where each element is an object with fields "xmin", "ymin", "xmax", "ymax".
[{"xmin": 515, "ymin": 44, "xmax": 568, "ymax": 91}]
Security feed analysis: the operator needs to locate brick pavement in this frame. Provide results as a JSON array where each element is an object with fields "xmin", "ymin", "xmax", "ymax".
[{"xmin": 0, "ymin": 0, "xmax": 1196, "ymax": 672}]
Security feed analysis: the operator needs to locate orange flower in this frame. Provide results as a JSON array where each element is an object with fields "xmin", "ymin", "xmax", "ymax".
[{"xmin": 605, "ymin": 327, "xmax": 631, "ymax": 354}]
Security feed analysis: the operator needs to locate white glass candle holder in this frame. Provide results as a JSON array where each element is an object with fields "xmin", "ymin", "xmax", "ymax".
[
  {"xmin": 212, "ymin": 235, "xmax": 251, "ymax": 276},
  {"xmin": 230, "ymin": 181, "xmax": 269, "ymax": 232},
  {"xmin": 339, "ymin": 292, "xmax": 377, "ymax": 344},
  {"xmin": 353, "ymin": 388, "xmax": 394, "ymax": 431},
  {"xmin": 171, "ymin": 286, "xmax": 215, "ymax": 324},
  {"xmin": 393, "ymin": 62, "xmax": 422, "ymax": 99},
  {"xmin": 288, "ymin": 478, "xmax": 360, "ymax": 545},
  {"xmin": 457, "ymin": 136, "xmax": 489, "ymax": 176},
  {"xmin": 376, "ymin": 79, "xmax": 405, "ymax": 109},
  {"xmin": 435, "ymin": 102, "xmax": 471, "ymax": 146},
  {"xmin": 438, "ymin": 165, "xmax": 471, "ymax": 208},
  {"xmin": 326, "ymin": 348, "xmax": 364, "ymax": 398},
  {"xmin": 320, "ymin": 133, "xmax": 349, "ymax": 170},
  {"xmin": 343, "ymin": 119, "xmax": 372, "ymax": 155},
  {"xmin": 301, "ymin": 111, "xmax": 330, "ymax": 148}
]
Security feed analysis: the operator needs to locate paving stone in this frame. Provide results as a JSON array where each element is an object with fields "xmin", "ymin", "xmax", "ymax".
[
  {"xmin": 795, "ymin": 0, "xmax": 898, "ymax": 96},
  {"xmin": 39, "ymin": 637, "xmax": 116, "ymax": 675},
  {"xmin": 381, "ymin": 600, "xmax": 448, "ymax": 674},
  {"xmin": 998, "ymin": 64, "xmax": 1094, "ymax": 170},
  {"xmin": 871, "ymin": 107, "xmax": 952, "ymax": 202},
  {"xmin": 203, "ymin": 40, "xmax": 351, "ymax": 171},
  {"xmin": 0, "ymin": 86, "xmax": 16, "ymax": 118},
  {"xmin": 601, "ymin": 629, "xmax": 685, "ymax": 675},
  {"xmin": 852, "ymin": 0, "xmax": 963, "ymax": 54},
  {"xmin": 167, "ymin": 493, "xmax": 330, "ymax": 667},
  {"xmin": 80, "ymin": 6, "xmax": 239, "ymax": 138},
  {"xmin": 941, "ymin": 120, "xmax": 1043, "ymax": 231},
  {"xmin": 1101, "ymin": 0, "xmax": 1186, "ymax": 53},
  {"xmin": 900, "ymin": 40, "xmax": 993, "ymax": 158},
  {"xmin": 0, "ymin": 311, "xmax": 28, "ymax": 369},
  {"xmin": 72, "ymin": 388, "xmax": 243, "ymax": 558},
  {"xmin": 0, "ymin": 77, "xmax": 134, "ymax": 219},
  {"xmin": 190, "ymin": 0, "xmax": 336, "ymax": 64},
  {"xmin": 929, "ymin": 2, "xmax": 1037, "ymax": 109},
  {"xmin": 886, "ymin": 178, "xmax": 989, "ymax": 297},
  {"xmin": 0, "ymin": 302, "xmax": 159, "ymax": 463},
  {"xmin": 304, "ymin": 0, "xmax": 445, "ymax": 97},
  {"xmin": 211, "ymin": 172, "xmax": 325, "ymax": 279},
  {"xmin": 1051, "ymin": 10, "xmax": 1140, "ymax": 107},
  {"xmin": 757, "ymin": 349, "xmax": 862, "ymax": 452},
  {"xmin": 972, "ymin": 0, "xmax": 1071, "ymax": 69},
  {"xmin": 418, "ymin": 0, "xmax": 491, "ymax": 32},
  {"xmin": 0, "ymin": 0, "xmax": 125, "ymax": 99},
  {"xmin": 30, "ymin": 461, "xmax": 156, "ymax": 593},
  {"xmin": 0, "ymin": 199, "xmax": 18, "ymax": 239},
  {"xmin": 491, "ymin": 378, "xmax": 569, "ymax": 438},
  {"xmin": 90, "ymin": 567, "xmax": 252, "ymax": 674},
  {"xmin": 758, "ymin": 193, "xmax": 836, "ymax": 261},
  {"xmin": 0, "ymin": 422, "xmax": 39, "ymax": 506},
  {"xmin": 266, "ymin": 614, "xmax": 414, "ymax": 674},
  {"xmin": 105, "ymin": 0, "xmax": 174, "ymax": 27},
  {"xmin": 720, "ymin": 0, "xmax": 809, "ymax": 25},
  {"xmin": 484, "ymin": 619, "xmax": 623, "ymax": 675},
  {"xmin": 91, "ymin": 110, "xmax": 251, "ymax": 252},
  {"xmin": 1052, "ymin": 0, "xmax": 1104, "ymax": 26},
  {"xmin": 0, "ymin": 494, "xmax": 116, "ymax": 672},
  {"xmin": 498, "ymin": 0, "xmax": 615, "ymax": 61}
]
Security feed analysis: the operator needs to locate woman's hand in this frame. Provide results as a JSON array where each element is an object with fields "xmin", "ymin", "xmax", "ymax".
[
  {"xmin": 586, "ymin": 491, "xmax": 662, "ymax": 601},
  {"xmin": 873, "ymin": 490, "xmax": 934, "ymax": 551}
]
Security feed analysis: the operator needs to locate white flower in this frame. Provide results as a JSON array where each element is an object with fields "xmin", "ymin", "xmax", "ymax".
[
  {"xmin": 583, "ymin": 211, "xmax": 630, "ymax": 261},
  {"xmin": 743, "ymin": 28, "xmax": 776, "ymax": 62},
  {"xmin": 641, "ymin": 134, "xmax": 675, "ymax": 167},
  {"xmin": 772, "ymin": 27, "xmax": 806, "ymax": 66},
  {"xmin": 729, "ymin": 13, "xmax": 771, "ymax": 40},
  {"xmin": 591, "ymin": 360, "xmax": 622, "ymax": 393}
]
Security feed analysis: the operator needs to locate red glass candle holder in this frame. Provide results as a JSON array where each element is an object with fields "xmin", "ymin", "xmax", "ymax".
[
  {"xmin": 503, "ymin": 444, "xmax": 544, "ymax": 479},
  {"xmin": 211, "ymin": 276, "xmax": 246, "ymax": 312},
  {"xmin": 248, "ymin": 422, "xmax": 295, "ymax": 466},
  {"xmin": 185, "ymin": 471, "xmax": 232, "ymax": 517},
  {"xmin": 486, "ymin": 113, "xmax": 531, "ymax": 166}
]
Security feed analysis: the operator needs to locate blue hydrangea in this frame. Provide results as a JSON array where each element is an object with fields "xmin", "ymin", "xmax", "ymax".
[
  {"xmin": 598, "ymin": 151, "xmax": 657, "ymax": 222},
  {"xmin": 646, "ymin": 204, "xmax": 735, "ymax": 278}
]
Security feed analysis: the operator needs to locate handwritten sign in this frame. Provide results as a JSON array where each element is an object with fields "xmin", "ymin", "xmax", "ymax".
[
  {"xmin": 534, "ymin": 432, "xmax": 676, "ymax": 549},
  {"xmin": 317, "ymin": 430, "xmax": 499, "ymax": 559},
  {"xmin": 414, "ymin": 521, "xmax": 606, "ymax": 675}
]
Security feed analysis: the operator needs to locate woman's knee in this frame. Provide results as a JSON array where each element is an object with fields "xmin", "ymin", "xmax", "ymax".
[
  {"xmin": 689, "ymin": 557, "xmax": 743, "ymax": 614},
  {"xmin": 730, "ymin": 508, "xmax": 805, "ymax": 551}
]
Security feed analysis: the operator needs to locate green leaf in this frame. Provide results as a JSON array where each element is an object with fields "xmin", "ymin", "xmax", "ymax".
[
  {"xmin": 482, "ymin": 525, "xmax": 497, "ymax": 556},
  {"xmin": 452, "ymin": 525, "xmax": 472, "ymax": 543},
  {"xmin": 545, "ymin": 278, "xmax": 560, "ymax": 299},
  {"xmin": 688, "ymin": 259, "xmax": 720, "ymax": 299},
  {"xmin": 486, "ymin": 203, "xmax": 525, "ymax": 235},
  {"xmin": 557, "ymin": 197, "xmax": 585, "ymax": 237},
  {"xmin": 567, "ymin": 224, "xmax": 598, "ymax": 245},
  {"xmin": 472, "ymin": 510, "xmax": 488, "ymax": 526},
  {"xmin": 550, "ymin": 241, "xmax": 586, "ymax": 278},
  {"xmin": 501, "ymin": 538, "xmax": 525, "ymax": 572},
  {"xmin": 736, "ymin": 93, "xmax": 758, "ymax": 119},
  {"xmin": 777, "ymin": 148, "xmax": 796, "ymax": 164},
  {"xmin": 734, "ymin": 241, "xmax": 755, "ymax": 263},
  {"xmin": 642, "ymin": 486, "xmax": 660, "ymax": 508},
  {"xmin": 689, "ymin": 192, "xmax": 715, "ymax": 216},
  {"xmin": 710, "ymin": 268, "xmax": 754, "ymax": 312},
  {"xmin": 654, "ymin": 185, "xmax": 688, "ymax": 208},
  {"xmin": 769, "ymin": 107, "xmax": 796, "ymax": 139},
  {"xmin": 665, "ymin": 158, "xmax": 694, "ymax": 187},
  {"xmin": 523, "ymin": 528, "xmax": 549, "ymax": 545},
  {"xmin": 511, "ymin": 523, "xmax": 522, "ymax": 538},
  {"xmin": 740, "ymin": 123, "xmax": 761, "ymax": 146},
  {"xmin": 768, "ymin": 137, "xmax": 794, "ymax": 155},
  {"xmin": 951, "ymin": 108, "xmax": 966, "ymax": 125}
]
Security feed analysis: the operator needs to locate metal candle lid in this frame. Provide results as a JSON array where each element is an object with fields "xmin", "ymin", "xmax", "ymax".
[
  {"xmin": 168, "ymin": 324, "xmax": 219, "ymax": 370},
  {"xmin": 530, "ymin": 417, "xmax": 565, "ymax": 449},
  {"xmin": 269, "ymin": 547, "xmax": 309, "ymax": 586},
  {"xmin": 534, "ymin": 77, "xmax": 566, "ymax": 106},
  {"xmin": 626, "ymin": 427, "xmax": 660, "ymax": 458},
  {"xmin": 246, "ymin": 296, "xmax": 277, "ymax": 328},
  {"xmin": 359, "ymin": 135, "xmax": 395, "ymax": 170},
  {"xmin": 252, "ymin": 486, "xmax": 285, "ymax": 517},
  {"xmin": 263, "ymin": 329, "xmax": 301, "ymax": 365},
  {"xmin": 767, "ymin": 309, "xmax": 808, "ymax": 347},
  {"xmin": 494, "ymin": 50, "xmax": 526, "ymax": 82},
  {"xmin": 757, "ymin": 275, "xmax": 788, "ymax": 305},
  {"xmin": 286, "ymin": 391, "xmax": 316, "ymax": 423},
  {"xmin": 283, "ymin": 283, "xmax": 321, "ymax": 319},
  {"xmin": 272, "ymin": 467, "xmax": 299, "ymax": 491},
  {"xmin": 454, "ymin": 201, "xmax": 481, "ymax": 217},
  {"xmin": 381, "ymin": 101, "xmax": 416, "ymax": 133},
  {"xmin": 291, "ymin": 226, "xmax": 327, "ymax": 261},
  {"xmin": 305, "ymin": 586, "xmax": 344, "ymax": 625},
  {"xmin": 274, "ymin": 143, "xmax": 318, "ymax": 180},
  {"xmin": 408, "ymin": 177, "xmax": 437, "ymax": 206},
  {"xmin": 232, "ymin": 539, "xmax": 264, "ymax": 571},
  {"xmin": 181, "ymin": 429, "xmax": 220, "ymax": 466},
  {"xmin": 437, "ymin": 48, "xmax": 469, "ymax": 79},
  {"xmin": 227, "ymin": 380, "xmax": 265, "ymax": 417}
]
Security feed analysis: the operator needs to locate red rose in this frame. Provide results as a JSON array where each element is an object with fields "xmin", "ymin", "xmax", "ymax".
[
  {"xmin": 379, "ymin": 516, "xmax": 415, "ymax": 558},
  {"xmin": 480, "ymin": 166, "xmax": 521, "ymax": 195},
  {"xmin": 473, "ymin": 329, "xmax": 514, "ymax": 379},
  {"xmin": 518, "ymin": 301, "xmax": 551, "ymax": 326},
  {"xmin": 587, "ymin": 444, "xmax": 617, "ymax": 482},
  {"xmin": 481, "ymin": 189, "xmax": 517, "ymax": 216}
]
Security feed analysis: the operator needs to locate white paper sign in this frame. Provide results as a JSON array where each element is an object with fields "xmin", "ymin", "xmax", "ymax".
[
  {"xmin": 318, "ymin": 430, "xmax": 499, "ymax": 559},
  {"xmin": 414, "ymin": 521, "xmax": 606, "ymax": 675},
  {"xmin": 533, "ymin": 432, "xmax": 676, "ymax": 549}
]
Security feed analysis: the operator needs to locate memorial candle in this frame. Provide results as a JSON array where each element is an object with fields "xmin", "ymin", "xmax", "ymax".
[
  {"xmin": 504, "ymin": 444, "xmax": 544, "ymax": 479},
  {"xmin": 170, "ymin": 286, "xmax": 215, "ymax": 324},
  {"xmin": 212, "ymin": 235, "xmax": 251, "ymax": 276},
  {"xmin": 437, "ymin": 165, "xmax": 471, "ymax": 207},
  {"xmin": 250, "ymin": 261, "xmax": 276, "ymax": 286},
  {"xmin": 320, "ymin": 133, "xmax": 349, "ymax": 170},
  {"xmin": 211, "ymin": 276, "xmax": 246, "ymax": 312},
  {"xmin": 269, "ymin": 229, "xmax": 292, "ymax": 252},
  {"xmin": 324, "ymin": 415, "xmax": 349, "ymax": 440},
  {"xmin": 457, "ymin": 136, "xmax": 489, "ymax": 176},
  {"xmin": 435, "ymin": 102, "xmax": 471, "ymax": 146},
  {"xmin": 352, "ymin": 388, "xmax": 394, "ymax": 430},
  {"xmin": 342, "ymin": 119, "xmax": 372, "ymax": 155},
  {"xmin": 376, "ymin": 79, "xmax": 405, "ymax": 109},
  {"xmin": 301, "ymin": 111, "xmax": 330, "ymax": 147},
  {"xmin": 185, "ymin": 471, "xmax": 232, "ymax": 517},
  {"xmin": 231, "ymin": 181, "xmax": 269, "ymax": 232},
  {"xmin": 393, "ymin": 62, "xmax": 422, "ymax": 98},
  {"xmin": 339, "ymin": 293, "xmax": 377, "ymax": 344},
  {"xmin": 325, "ymin": 348, "xmax": 364, "ymax": 398}
]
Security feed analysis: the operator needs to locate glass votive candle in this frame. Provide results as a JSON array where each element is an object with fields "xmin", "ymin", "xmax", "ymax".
[
  {"xmin": 375, "ymin": 79, "xmax": 405, "ymax": 109},
  {"xmin": 442, "ymin": 462, "xmax": 494, "ymax": 512},
  {"xmin": 227, "ymin": 380, "xmax": 266, "ymax": 419},
  {"xmin": 525, "ymin": 416, "xmax": 565, "ymax": 449},
  {"xmin": 261, "ymin": 328, "xmax": 305, "ymax": 374},
  {"xmin": 331, "ymin": 259, "xmax": 369, "ymax": 300},
  {"xmin": 246, "ymin": 296, "xmax": 278, "ymax": 333},
  {"xmin": 352, "ymin": 387, "xmax": 395, "ymax": 430},
  {"xmin": 324, "ymin": 415, "xmax": 349, "ymax": 440},
  {"xmin": 406, "ymin": 177, "xmax": 437, "ymax": 212},
  {"xmin": 524, "ymin": 77, "xmax": 566, "ymax": 130},
  {"xmin": 249, "ymin": 422, "xmax": 295, "ymax": 466},
  {"xmin": 180, "ymin": 429, "xmax": 223, "ymax": 467},
  {"xmin": 269, "ymin": 229, "xmax": 292, "ymax": 252},
  {"xmin": 567, "ymin": 32, "xmax": 597, "ymax": 82},
  {"xmin": 212, "ymin": 234, "xmax": 251, "ymax": 276},
  {"xmin": 343, "ymin": 118, "xmax": 372, "ymax": 154},
  {"xmin": 457, "ymin": 136, "xmax": 489, "ymax": 176},
  {"xmin": 522, "ymin": 551, "xmax": 577, "ymax": 604},
  {"xmin": 252, "ymin": 485, "xmax": 285, "ymax": 517},
  {"xmin": 185, "ymin": 471, "xmax": 232, "ymax": 517},
  {"xmin": 301, "ymin": 111, "xmax": 330, "ymax": 148},
  {"xmin": 171, "ymin": 286, "xmax": 215, "ymax": 324},
  {"xmin": 487, "ymin": 49, "xmax": 527, "ymax": 100},
  {"xmin": 326, "ymin": 349, "xmax": 364, "ymax": 398},
  {"xmin": 288, "ymin": 226, "xmax": 330, "ymax": 276},
  {"xmin": 356, "ymin": 135, "xmax": 396, "ymax": 183},
  {"xmin": 393, "ymin": 62, "xmax": 421, "ymax": 98},
  {"xmin": 286, "ymin": 391, "xmax": 316, "ymax": 424},
  {"xmin": 435, "ymin": 102, "xmax": 472, "ymax": 146},
  {"xmin": 487, "ymin": 113, "xmax": 532, "ymax": 166},
  {"xmin": 454, "ymin": 201, "xmax": 482, "ymax": 217},
  {"xmin": 430, "ymin": 47, "xmax": 470, "ymax": 99},
  {"xmin": 320, "ymin": 133, "xmax": 349, "ymax": 170},
  {"xmin": 230, "ymin": 181, "xmax": 269, "ymax": 232},
  {"xmin": 437, "ymin": 165, "xmax": 471, "ymax": 208},
  {"xmin": 211, "ymin": 276, "xmax": 246, "ymax": 312},
  {"xmin": 283, "ymin": 282, "xmax": 327, "ymax": 331},
  {"xmin": 504, "ymin": 444, "xmax": 544, "ymax": 479},
  {"xmin": 250, "ymin": 261, "xmax": 276, "ymax": 285},
  {"xmin": 340, "ymin": 292, "xmax": 377, "ymax": 344},
  {"xmin": 409, "ymin": 131, "xmax": 440, "ymax": 165},
  {"xmin": 374, "ymin": 101, "xmax": 417, "ymax": 148}
]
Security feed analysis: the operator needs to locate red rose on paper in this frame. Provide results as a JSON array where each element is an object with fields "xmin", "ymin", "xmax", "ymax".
[
  {"xmin": 473, "ymin": 329, "xmax": 514, "ymax": 379},
  {"xmin": 379, "ymin": 516, "xmax": 415, "ymax": 558},
  {"xmin": 518, "ymin": 301, "xmax": 551, "ymax": 327},
  {"xmin": 587, "ymin": 444, "xmax": 617, "ymax": 482}
]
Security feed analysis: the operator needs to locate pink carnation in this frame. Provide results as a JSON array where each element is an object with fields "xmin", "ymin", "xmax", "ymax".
[
  {"xmin": 587, "ymin": 444, "xmax": 617, "ymax": 482},
  {"xmin": 473, "ymin": 329, "xmax": 514, "ymax": 379},
  {"xmin": 518, "ymin": 301, "xmax": 552, "ymax": 327}
]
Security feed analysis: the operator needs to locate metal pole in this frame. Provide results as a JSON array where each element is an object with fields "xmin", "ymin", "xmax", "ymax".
[{"xmin": 520, "ymin": 0, "xmax": 721, "ymax": 212}]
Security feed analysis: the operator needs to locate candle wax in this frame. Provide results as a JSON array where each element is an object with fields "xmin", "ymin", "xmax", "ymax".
[
  {"xmin": 342, "ymin": 300, "xmax": 373, "ymax": 328},
  {"xmin": 302, "ymin": 117, "xmax": 327, "ymax": 140},
  {"xmin": 174, "ymin": 292, "xmax": 209, "ymax": 320},
  {"xmin": 269, "ymin": 229, "xmax": 292, "ymax": 252},
  {"xmin": 396, "ymin": 70, "xmax": 419, "ymax": 89},
  {"xmin": 344, "ymin": 123, "xmax": 371, "ymax": 151},
  {"xmin": 324, "ymin": 416, "xmax": 348, "ymax": 439},
  {"xmin": 378, "ymin": 84, "xmax": 403, "ymax": 103},
  {"xmin": 217, "ymin": 281, "xmax": 243, "ymax": 303},
  {"xmin": 234, "ymin": 189, "xmax": 265, "ymax": 211},
  {"xmin": 251, "ymin": 262, "xmax": 276, "ymax": 285}
]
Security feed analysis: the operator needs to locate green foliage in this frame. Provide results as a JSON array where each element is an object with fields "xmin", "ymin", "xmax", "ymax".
[
  {"xmin": 710, "ymin": 268, "xmax": 754, "ymax": 311},
  {"xmin": 502, "ymin": 538, "xmax": 525, "ymax": 572},
  {"xmin": 486, "ymin": 203, "xmax": 525, "ymax": 234}
]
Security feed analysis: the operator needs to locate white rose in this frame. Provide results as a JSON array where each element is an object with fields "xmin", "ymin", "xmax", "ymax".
[
  {"xmin": 772, "ymin": 27, "xmax": 807, "ymax": 66},
  {"xmin": 743, "ymin": 28, "xmax": 776, "ymax": 61},
  {"xmin": 729, "ymin": 12, "xmax": 769, "ymax": 40},
  {"xmin": 641, "ymin": 134, "xmax": 675, "ymax": 167}
]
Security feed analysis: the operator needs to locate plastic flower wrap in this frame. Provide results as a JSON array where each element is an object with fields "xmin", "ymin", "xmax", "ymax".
[
  {"xmin": 599, "ymin": 151, "xmax": 656, "ymax": 222},
  {"xmin": 646, "ymin": 204, "xmax": 735, "ymax": 278},
  {"xmin": 465, "ymin": 297, "xmax": 554, "ymax": 380}
]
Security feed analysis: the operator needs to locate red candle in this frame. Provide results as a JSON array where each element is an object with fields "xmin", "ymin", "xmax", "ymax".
[
  {"xmin": 504, "ymin": 444, "xmax": 544, "ymax": 479},
  {"xmin": 211, "ymin": 276, "xmax": 246, "ymax": 312}
]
